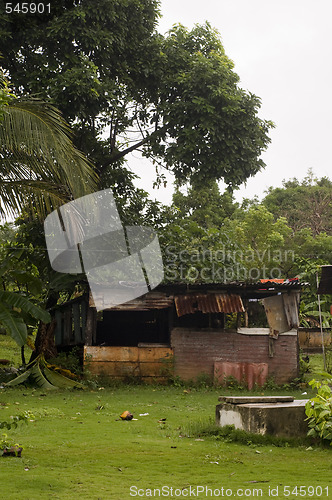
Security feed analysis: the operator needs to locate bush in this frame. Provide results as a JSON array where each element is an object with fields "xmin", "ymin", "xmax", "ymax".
[{"xmin": 305, "ymin": 378, "xmax": 332, "ymax": 444}]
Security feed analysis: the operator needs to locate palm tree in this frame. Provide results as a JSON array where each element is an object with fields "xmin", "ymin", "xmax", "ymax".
[
  {"xmin": 0, "ymin": 73, "xmax": 97, "ymax": 358},
  {"xmin": 0, "ymin": 76, "xmax": 97, "ymax": 219}
]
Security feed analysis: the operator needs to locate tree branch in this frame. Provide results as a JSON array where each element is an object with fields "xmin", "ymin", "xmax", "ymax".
[{"xmin": 98, "ymin": 123, "xmax": 166, "ymax": 175}]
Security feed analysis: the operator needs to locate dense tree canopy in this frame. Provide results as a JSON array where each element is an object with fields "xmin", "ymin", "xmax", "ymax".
[
  {"xmin": 263, "ymin": 171, "xmax": 332, "ymax": 236},
  {"xmin": 161, "ymin": 174, "xmax": 332, "ymax": 286},
  {"xmin": 0, "ymin": 0, "xmax": 273, "ymax": 191}
]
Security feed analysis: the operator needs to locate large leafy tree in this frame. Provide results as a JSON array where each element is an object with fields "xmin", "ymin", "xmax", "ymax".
[
  {"xmin": 172, "ymin": 180, "xmax": 237, "ymax": 229},
  {"xmin": 0, "ymin": 1, "xmax": 273, "ymax": 190},
  {"xmin": 263, "ymin": 171, "xmax": 332, "ymax": 236}
]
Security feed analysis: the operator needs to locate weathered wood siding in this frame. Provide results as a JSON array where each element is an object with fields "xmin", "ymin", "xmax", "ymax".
[{"xmin": 84, "ymin": 345, "xmax": 173, "ymax": 383}]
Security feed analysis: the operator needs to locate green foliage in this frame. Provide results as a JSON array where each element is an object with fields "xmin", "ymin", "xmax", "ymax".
[
  {"xmin": 0, "ymin": 291, "xmax": 51, "ymax": 347},
  {"xmin": 48, "ymin": 347, "xmax": 82, "ymax": 377},
  {"xmin": 0, "ymin": 71, "xmax": 14, "ymax": 120},
  {"xmin": 299, "ymin": 298, "xmax": 332, "ymax": 329},
  {"xmin": 172, "ymin": 181, "xmax": 237, "ymax": 229},
  {"xmin": 0, "ymin": 96, "xmax": 97, "ymax": 219},
  {"xmin": 0, "ymin": 410, "xmax": 33, "ymax": 457},
  {"xmin": 305, "ymin": 378, "xmax": 332, "ymax": 444},
  {"xmin": 0, "ymin": 5, "xmax": 273, "ymax": 190},
  {"xmin": 0, "ymin": 434, "xmax": 21, "ymax": 454},
  {"xmin": 263, "ymin": 171, "xmax": 332, "ymax": 236},
  {"xmin": 4, "ymin": 354, "xmax": 85, "ymax": 389},
  {"xmin": 161, "ymin": 188, "xmax": 295, "ymax": 284},
  {"xmin": 0, "ymin": 411, "xmax": 33, "ymax": 431},
  {"xmin": 299, "ymin": 353, "xmax": 310, "ymax": 377},
  {"xmin": 146, "ymin": 23, "xmax": 274, "ymax": 186},
  {"xmin": 324, "ymin": 348, "xmax": 332, "ymax": 375}
]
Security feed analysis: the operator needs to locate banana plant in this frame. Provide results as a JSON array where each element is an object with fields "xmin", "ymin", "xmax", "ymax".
[
  {"xmin": 0, "ymin": 290, "xmax": 51, "ymax": 347},
  {"xmin": 299, "ymin": 298, "xmax": 332, "ymax": 329},
  {"xmin": 5, "ymin": 353, "xmax": 85, "ymax": 389}
]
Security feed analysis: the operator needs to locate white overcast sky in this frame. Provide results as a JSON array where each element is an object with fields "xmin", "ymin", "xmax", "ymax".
[{"xmin": 131, "ymin": 0, "xmax": 332, "ymax": 204}]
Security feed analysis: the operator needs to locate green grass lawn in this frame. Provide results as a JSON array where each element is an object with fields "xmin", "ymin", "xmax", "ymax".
[
  {"xmin": 1, "ymin": 338, "xmax": 331, "ymax": 499},
  {"xmin": 0, "ymin": 385, "xmax": 331, "ymax": 500},
  {"xmin": 0, "ymin": 334, "xmax": 22, "ymax": 367}
]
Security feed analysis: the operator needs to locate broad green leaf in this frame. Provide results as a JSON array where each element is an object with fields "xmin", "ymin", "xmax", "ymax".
[
  {"xmin": 9, "ymin": 271, "xmax": 43, "ymax": 295},
  {"xmin": 30, "ymin": 363, "xmax": 56, "ymax": 390},
  {"xmin": 0, "ymin": 291, "xmax": 51, "ymax": 323},
  {"xmin": 43, "ymin": 365, "xmax": 85, "ymax": 389},
  {"xmin": 0, "ymin": 302, "xmax": 27, "ymax": 347},
  {"xmin": 4, "ymin": 368, "xmax": 32, "ymax": 386}
]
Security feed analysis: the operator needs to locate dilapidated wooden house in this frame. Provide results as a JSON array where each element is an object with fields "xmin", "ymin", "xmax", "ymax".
[{"xmin": 52, "ymin": 280, "xmax": 302, "ymax": 387}]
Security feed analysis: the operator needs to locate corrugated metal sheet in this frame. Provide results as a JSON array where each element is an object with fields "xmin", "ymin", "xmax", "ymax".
[
  {"xmin": 215, "ymin": 294, "xmax": 245, "ymax": 314},
  {"xmin": 101, "ymin": 292, "xmax": 174, "ymax": 311},
  {"xmin": 175, "ymin": 294, "xmax": 244, "ymax": 317}
]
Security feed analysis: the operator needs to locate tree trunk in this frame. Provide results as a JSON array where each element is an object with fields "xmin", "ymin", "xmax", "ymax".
[{"xmin": 29, "ymin": 319, "xmax": 57, "ymax": 362}]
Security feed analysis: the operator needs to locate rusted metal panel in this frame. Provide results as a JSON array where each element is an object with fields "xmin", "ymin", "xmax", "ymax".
[
  {"xmin": 83, "ymin": 346, "xmax": 173, "ymax": 381},
  {"xmin": 214, "ymin": 361, "xmax": 269, "ymax": 390},
  {"xmin": 138, "ymin": 347, "xmax": 173, "ymax": 362},
  {"xmin": 87, "ymin": 361, "xmax": 140, "ymax": 377},
  {"xmin": 262, "ymin": 295, "xmax": 290, "ymax": 336},
  {"xmin": 139, "ymin": 362, "xmax": 169, "ymax": 377},
  {"xmin": 283, "ymin": 292, "xmax": 300, "ymax": 329},
  {"xmin": 215, "ymin": 294, "xmax": 245, "ymax": 314},
  {"xmin": 298, "ymin": 329, "xmax": 331, "ymax": 348},
  {"xmin": 174, "ymin": 295, "xmax": 196, "ymax": 316},
  {"xmin": 175, "ymin": 293, "xmax": 244, "ymax": 317},
  {"xmin": 85, "ymin": 346, "xmax": 139, "ymax": 362},
  {"xmin": 100, "ymin": 292, "xmax": 174, "ymax": 311}
]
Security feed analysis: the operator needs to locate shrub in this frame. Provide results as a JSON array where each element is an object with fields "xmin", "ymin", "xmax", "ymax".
[{"xmin": 305, "ymin": 378, "xmax": 332, "ymax": 444}]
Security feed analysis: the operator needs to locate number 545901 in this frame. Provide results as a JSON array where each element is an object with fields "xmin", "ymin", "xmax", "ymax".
[{"xmin": 5, "ymin": 3, "xmax": 51, "ymax": 14}]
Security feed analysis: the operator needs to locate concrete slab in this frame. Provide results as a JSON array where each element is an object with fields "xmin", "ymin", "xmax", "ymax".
[
  {"xmin": 216, "ymin": 398, "xmax": 309, "ymax": 438},
  {"xmin": 218, "ymin": 396, "xmax": 294, "ymax": 404}
]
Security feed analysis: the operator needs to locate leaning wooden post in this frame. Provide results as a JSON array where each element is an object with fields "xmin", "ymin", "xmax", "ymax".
[
  {"xmin": 317, "ymin": 272, "xmax": 327, "ymax": 372},
  {"xmin": 85, "ymin": 306, "xmax": 97, "ymax": 346}
]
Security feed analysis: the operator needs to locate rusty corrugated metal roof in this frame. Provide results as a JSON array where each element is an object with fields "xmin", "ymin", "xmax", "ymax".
[
  {"xmin": 91, "ymin": 290, "xmax": 244, "ymax": 314},
  {"xmin": 175, "ymin": 293, "xmax": 244, "ymax": 317},
  {"xmin": 215, "ymin": 294, "xmax": 245, "ymax": 314},
  {"xmin": 102, "ymin": 292, "xmax": 174, "ymax": 311}
]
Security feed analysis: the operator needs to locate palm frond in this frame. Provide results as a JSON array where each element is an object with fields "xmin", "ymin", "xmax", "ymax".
[{"xmin": 0, "ymin": 98, "xmax": 98, "ymax": 219}]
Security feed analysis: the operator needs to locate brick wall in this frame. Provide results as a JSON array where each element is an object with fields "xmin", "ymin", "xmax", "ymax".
[{"xmin": 171, "ymin": 328, "xmax": 299, "ymax": 384}]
